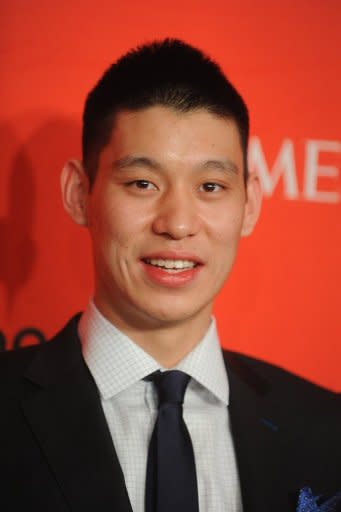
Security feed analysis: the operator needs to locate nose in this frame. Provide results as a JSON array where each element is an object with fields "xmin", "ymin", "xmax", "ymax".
[{"xmin": 152, "ymin": 186, "xmax": 201, "ymax": 240}]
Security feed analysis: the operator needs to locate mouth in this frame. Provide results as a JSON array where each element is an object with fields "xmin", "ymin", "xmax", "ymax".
[
  {"xmin": 142, "ymin": 258, "xmax": 199, "ymax": 273},
  {"xmin": 140, "ymin": 253, "xmax": 203, "ymax": 287}
]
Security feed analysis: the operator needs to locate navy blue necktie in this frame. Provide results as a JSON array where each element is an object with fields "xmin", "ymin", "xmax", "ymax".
[{"xmin": 145, "ymin": 370, "xmax": 199, "ymax": 512}]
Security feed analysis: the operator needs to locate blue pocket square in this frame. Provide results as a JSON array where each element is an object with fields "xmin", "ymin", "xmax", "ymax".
[{"xmin": 296, "ymin": 487, "xmax": 341, "ymax": 512}]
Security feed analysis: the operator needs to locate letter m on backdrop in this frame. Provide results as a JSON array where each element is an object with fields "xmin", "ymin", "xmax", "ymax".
[{"xmin": 248, "ymin": 137, "xmax": 299, "ymax": 200}]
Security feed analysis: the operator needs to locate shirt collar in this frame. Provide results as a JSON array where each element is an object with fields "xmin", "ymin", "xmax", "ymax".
[
  {"xmin": 176, "ymin": 319, "xmax": 229, "ymax": 405},
  {"xmin": 78, "ymin": 301, "xmax": 229, "ymax": 405}
]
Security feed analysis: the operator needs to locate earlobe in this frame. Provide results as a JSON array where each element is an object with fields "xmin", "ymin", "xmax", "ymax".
[
  {"xmin": 60, "ymin": 159, "xmax": 89, "ymax": 226},
  {"xmin": 241, "ymin": 172, "xmax": 262, "ymax": 237}
]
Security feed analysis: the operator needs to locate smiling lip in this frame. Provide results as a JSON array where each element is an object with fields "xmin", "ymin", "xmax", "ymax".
[
  {"xmin": 142, "ymin": 250, "xmax": 203, "ymax": 264},
  {"xmin": 140, "ymin": 251, "xmax": 204, "ymax": 288}
]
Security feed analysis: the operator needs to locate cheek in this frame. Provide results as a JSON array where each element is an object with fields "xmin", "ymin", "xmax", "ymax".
[
  {"xmin": 89, "ymin": 195, "xmax": 149, "ymax": 253},
  {"xmin": 206, "ymin": 203, "xmax": 246, "ymax": 246}
]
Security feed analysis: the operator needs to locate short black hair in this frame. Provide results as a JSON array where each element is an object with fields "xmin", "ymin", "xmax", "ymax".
[{"xmin": 82, "ymin": 38, "xmax": 249, "ymax": 184}]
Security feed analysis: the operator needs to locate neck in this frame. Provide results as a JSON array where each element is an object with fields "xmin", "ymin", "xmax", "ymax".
[{"xmin": 94, "ymin": 299, "xmax": 212, "ymax": 368}]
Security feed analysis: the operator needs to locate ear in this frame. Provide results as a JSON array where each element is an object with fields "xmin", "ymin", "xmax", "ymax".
[
  {"xmin": 241, "ymin": 171, "xmax": 262, "ymax": 237},
  {"xmin": 60, "ymin": 159, "xmax": 89, "ymax": 226}
]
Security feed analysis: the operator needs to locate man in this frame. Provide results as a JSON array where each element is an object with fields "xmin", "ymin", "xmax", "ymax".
[{"xmin": 0, "ymin": 39, "xmax": 340, "ymax": 512}]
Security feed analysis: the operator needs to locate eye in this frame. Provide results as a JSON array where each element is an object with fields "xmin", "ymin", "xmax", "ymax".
[
  {"xmin": 127, "ymin": 180, "xmax": 157, "ymax": 190},
  {"xmin": 200, "ymin": 182, "xmax": 224, "ymax": 192}
]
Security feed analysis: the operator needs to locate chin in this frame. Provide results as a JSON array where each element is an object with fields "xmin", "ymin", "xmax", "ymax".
[{"xmin": 138, "ymin": 299, "xmax": 211, "ymax": 327}]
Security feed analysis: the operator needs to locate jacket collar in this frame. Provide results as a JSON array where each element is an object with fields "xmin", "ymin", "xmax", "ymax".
[
  {"xmin": 22, "ymin": 316, "xmax": 133, "ymax": 512},
  {"xmin": 224, "ymin": 351, "xmax": 338, "ymax": 511}
]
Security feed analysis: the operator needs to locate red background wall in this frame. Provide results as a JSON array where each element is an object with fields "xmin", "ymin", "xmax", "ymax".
[{"xmin": 1, "ymin": 0, "xmax": 340, "ymax": 390}]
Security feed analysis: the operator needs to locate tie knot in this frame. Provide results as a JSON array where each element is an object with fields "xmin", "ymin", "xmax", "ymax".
[{"xmin": 148, "ymin": 370, "xmax": 190, "ymax": 406}]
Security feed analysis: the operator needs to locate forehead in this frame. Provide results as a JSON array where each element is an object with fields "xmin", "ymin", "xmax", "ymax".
[{"xmin": 103, "ymin": 106, "xmax": 243, "ymax": 167}]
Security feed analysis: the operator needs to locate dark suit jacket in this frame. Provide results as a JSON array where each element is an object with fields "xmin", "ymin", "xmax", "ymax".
[{"xmin": 0, "ymin": 316, "xmax": 340, "ymax": 511}]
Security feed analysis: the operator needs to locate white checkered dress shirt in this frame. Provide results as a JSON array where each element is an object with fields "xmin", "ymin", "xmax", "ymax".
[{"xmin": 78, "ymin": 301, "xmax": 243, "ymax": 512}]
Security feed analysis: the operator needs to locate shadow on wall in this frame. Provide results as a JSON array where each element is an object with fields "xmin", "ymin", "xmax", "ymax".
[{"xmin": 0, "ymin": 117, "xmax": 80, "ymax": 317}]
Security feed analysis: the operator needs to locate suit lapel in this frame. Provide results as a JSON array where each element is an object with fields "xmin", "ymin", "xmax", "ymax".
[
  {"xmin": 21, "ymin": 317, "xmax": 133, "ymax": 512},
  {"xmin": 224, "ymin": 351, "xmax": 299, "ymax": 511}
]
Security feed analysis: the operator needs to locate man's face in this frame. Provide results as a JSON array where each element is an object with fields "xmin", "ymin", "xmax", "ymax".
[{"xmin": 81, "ymin": 106, "xmax": 260, "ymax": 329}]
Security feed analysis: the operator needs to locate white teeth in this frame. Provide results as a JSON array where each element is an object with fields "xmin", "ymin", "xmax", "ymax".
[{"xmin": 146, "ymin": 258, "xmax": 196, "ymax": 269}]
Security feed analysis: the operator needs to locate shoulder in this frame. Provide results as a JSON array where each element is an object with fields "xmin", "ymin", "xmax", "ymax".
[
  {"xmin": 0, "ymin": 315, "xmax": 82, "ymax": 394},
  {"xmin": 0, "ymin": 343, "xmax": 44, "ymax": 383},
  {"xmin": 223, "ymin": 350, "xmax": 340, "ymax": 418}
]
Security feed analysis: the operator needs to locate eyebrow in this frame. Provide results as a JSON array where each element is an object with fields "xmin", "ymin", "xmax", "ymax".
[
  {"xmin": 201, "ymin": 159, "xmax": 239, "ymax": 174},
  {"xmin": 113, "ymin": 156, "xmax": 161, "ymax": 171},
  {"xmin": 112, "ymin": 155, "xmax": 239, "ymax": 174}
]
